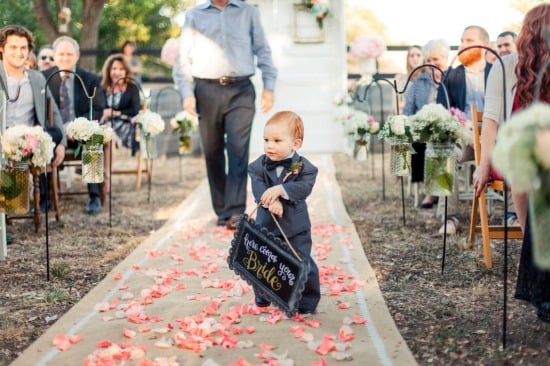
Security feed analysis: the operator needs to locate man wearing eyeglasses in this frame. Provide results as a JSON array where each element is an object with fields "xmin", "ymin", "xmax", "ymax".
[{"xmin": 37, "ymin": 44, "xmax": 55, "ymax": 71}]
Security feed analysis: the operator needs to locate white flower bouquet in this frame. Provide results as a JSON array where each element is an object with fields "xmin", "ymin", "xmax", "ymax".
[
  {"xmin": 170, "ymin": 111, "xmax": 198, "ymax": 136},
  {"xmin": 334, "ymin": 104, "xmax": 353, "ymax": 124},
  {"xmin": 343, "ymin": 109, "xmax": 379, "ymax": 140},
  {"xmin": 492, "ymin": 102, "xmax": 550, "ymax": 193},
  {"xmin": 171, "ymin": 111, "xmax": 198, "ymax": 154},
  {"xmin": 378, "ymin": 115, "xmax": 414, "ymax": 143},
  {"xmin": 135, "ymin": 110, "xmax": 165, "ymax": 137},
  {"xmin": 1, "ymin": 125, "xmax": 55, "ymax": 169},
  {"xmin": 349, "ymin": 35, "xmax": 386, "ymax": 59},
  {"xmin": 492, "ymin": 102, "xmax": 550, "ymax": 269},
  {"xmin": 333, "ymin": 92, "xmax": 353, "ymax": 107},
  {"xmin": 409, "ymin": 103, "xmax": 468, "ymax": 144},
  {"xmin": 65, "ymin": 117, "xmax": 115, "ymax": 146}
]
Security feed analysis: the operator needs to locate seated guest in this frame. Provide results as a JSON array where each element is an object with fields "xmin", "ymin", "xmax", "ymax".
[
  {"xmin": 0, "ymin": 25, "xmax": 66, "ymax": 203},
  {"xmin": 99, "ymin": 53, "xmax": 141, "ymax": 194},
  {"xmin": 403, "ymin": 39, "xmax": 450, "ymax": 209},
  {"xmin": 36, "ymin": 44, "xmax": 55, "ymax": 71},
  {"xmin": 43, "ymin": 36, "xmax": 105, "ymax": 215},
  {"xmin": 435, "ymin": 25, "xmax": 491, "ymax": 235}
]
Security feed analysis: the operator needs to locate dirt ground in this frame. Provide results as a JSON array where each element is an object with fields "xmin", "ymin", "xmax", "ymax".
[{"xmin": 1, "ymin": 151, "xmax": 549, "ymax": 365}]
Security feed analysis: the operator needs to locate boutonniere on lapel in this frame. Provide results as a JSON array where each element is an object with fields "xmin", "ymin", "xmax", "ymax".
[{"xmin": 282, "ymin": 161, "xmax": 303, "ymax": 182}]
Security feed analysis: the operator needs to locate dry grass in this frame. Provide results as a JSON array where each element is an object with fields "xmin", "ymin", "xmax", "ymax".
[
  {"xmin": 1, "ymin": 151, "xmax": 550, "ymax": 365},
  {"xmin": 334, "ymin": 151, "xmax": 550, "ymax": 365},
  {"xmin": 0, "ymin": 153, "xmax": 205, "ymax": 365}
]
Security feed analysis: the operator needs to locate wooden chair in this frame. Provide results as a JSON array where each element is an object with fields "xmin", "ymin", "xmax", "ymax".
[{"xmin": 468, "ymin": 105, "xmax": 523, "ymax": 268}]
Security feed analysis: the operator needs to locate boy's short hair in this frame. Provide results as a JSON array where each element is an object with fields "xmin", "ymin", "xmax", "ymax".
[{"xmin": 266, "ymin": 111, "xmax": 304, "ymax": 141}]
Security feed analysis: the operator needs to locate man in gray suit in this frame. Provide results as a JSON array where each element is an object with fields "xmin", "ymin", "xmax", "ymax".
[
  {"xmin": 0, "ymin": 25, "xmax": 66, "ymax": 162},
  {"xmin": 0, "ymin": 25, "xmax": 67, "ymax": 242},
  {"xmin": 0, "ymin": 25, "xmax": 66, "ymax": 212}
]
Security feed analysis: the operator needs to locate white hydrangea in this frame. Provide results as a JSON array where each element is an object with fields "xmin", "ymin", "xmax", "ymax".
[
  {"xmin": 409, "ymin": 103, "xmax": 465, "ymax": 144},
  {"xmin": 65, "ymin": 118, "xmax": 113, "ymax": 145},
  {"xmin": 136, "ymin": 110, "xmax": 165, "ymax": 136},
  {"xmin": 492, "ymin": 102, "xmax": 550, "ymax": 192},
  {"xmin": 65, "ymin": 117, "xmax": 98, "ymax": 141}
]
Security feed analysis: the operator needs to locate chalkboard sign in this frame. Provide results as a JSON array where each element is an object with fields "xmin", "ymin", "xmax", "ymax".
[{"xmin": 228, "ymin": 214, "xmax": 310, "ymax": 317}]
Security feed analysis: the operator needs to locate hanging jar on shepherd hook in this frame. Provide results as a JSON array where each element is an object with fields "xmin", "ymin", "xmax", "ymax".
[
  {"xmin": 81, "ymin": 145, "xmax": 104, "ymax": 183},
  {"xmin": 140, "ymin": 133, "xmax": 158, "ymax": 160},
  {"xmin": 530, "ymin": 170, "xmax": 550, "ymax": 269},
  {"xmin": 389, "ymin": 140, "xmax": 412, "ymax": 177},
  {"xmin": 424, "ymin": 142, "xmax": 455, "ymax": 196},
  {"xmin": 353, "ymin": 135, "xmax": 369, "ymax": 161},
  {"xmin": 0, "ymin": 160, "xmax": 30, "ymax": 214}
]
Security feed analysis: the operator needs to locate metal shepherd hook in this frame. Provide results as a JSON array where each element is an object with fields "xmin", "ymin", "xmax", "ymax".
[{"xmin": 43, "ymin": 69, "xmax": 96, "ymax": 281}]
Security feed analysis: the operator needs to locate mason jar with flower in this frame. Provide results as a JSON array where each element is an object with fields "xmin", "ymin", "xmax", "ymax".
[
  {"xmin": 344, "ymin": 109, "xmax": 379, "ymax": 161},
  {"xmin": 170, "ymin": 111, "xmax": 198, "ymax": 155},
  {"xmin": 65, "ymin": 117, "xmax": 115, "ymax": 183},
  {"xmin": 409, "ymin": 104, "xmax": 468, "ymax": 196},
  {"xmin": 0, "ymin": 125, "xmax": 55, "ymax": 214},
  {"xmin": 379, "ymin": 115, "xmax": 414, "ymax": 176},
  {"xmin": 135, "ymin": 110, "xmax": 166, "ymax": 159},
  {"xmin": 492, "ymin": 102, "xmax": 550, "ymax": 269}
]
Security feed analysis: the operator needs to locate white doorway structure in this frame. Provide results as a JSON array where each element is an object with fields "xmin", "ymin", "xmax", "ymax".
[{"xmin": 249, "ymin": 0, "xmax": 348, "ymax": 154}]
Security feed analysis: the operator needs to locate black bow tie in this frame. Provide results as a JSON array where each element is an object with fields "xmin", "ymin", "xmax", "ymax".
[{"xmin": 265, "ymin": 157, "xmax": 293, "ymax": 171}]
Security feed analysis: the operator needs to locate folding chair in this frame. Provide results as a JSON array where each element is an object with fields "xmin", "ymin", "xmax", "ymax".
[{"xmin": 468, "ymin": 105, "xmax": 523, "ymax": 268}]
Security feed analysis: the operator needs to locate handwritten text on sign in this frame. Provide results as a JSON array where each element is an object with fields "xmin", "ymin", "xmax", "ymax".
[
  {"xmin": 243, "ymin": 233, "xmax": 297, "ymax": 289},
  {"xmin": 228, "ymin": 216, "xmax": 309, "ymax": 315}
]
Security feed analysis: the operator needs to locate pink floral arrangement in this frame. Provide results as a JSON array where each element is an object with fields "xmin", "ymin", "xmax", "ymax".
[
  {"xmin": 161, "ymin": 38, "xmax": 179, "ymax": 66},
  {"xmin": 450, "ymin": 107, "xmax": 468, "ymax": 125},
  {"xmin": 349, "ymin": 35, "xmax": 387, "ymax": 59},
  {"xmin": 1, "ymin": 125, "xmax": 55, "ymax": 169}
]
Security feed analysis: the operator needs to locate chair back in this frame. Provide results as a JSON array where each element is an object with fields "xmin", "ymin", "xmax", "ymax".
[{"xmin": 470, "ymin": 104, "xmax": 483, "ymax": 167}]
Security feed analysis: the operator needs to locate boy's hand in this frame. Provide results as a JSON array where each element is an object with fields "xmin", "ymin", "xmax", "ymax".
[
  {"xmin": 268, "ymin": 199, "xmax": 283, "ymax": 218},
  {"xmin": 260, "ymin": 185, "xmax": 284, "ymax": 206}
]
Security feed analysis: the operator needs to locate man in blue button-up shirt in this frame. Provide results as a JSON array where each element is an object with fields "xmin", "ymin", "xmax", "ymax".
[{"xmin": 173, "ymin": 0, "xmax": 277, "ymax": 229}]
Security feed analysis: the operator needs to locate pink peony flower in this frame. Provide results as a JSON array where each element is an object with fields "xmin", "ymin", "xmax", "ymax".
[
  {"xmin": 349, "ymin": 35, "xmax": 386, "ymax": 59},
  {"xmin": 161, "ymin": 38, "xmax": 179, "ymax": 66}
]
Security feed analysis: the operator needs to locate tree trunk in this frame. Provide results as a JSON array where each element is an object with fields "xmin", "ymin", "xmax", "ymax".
[
  {"xmin": 33, "ymin": 0, "xmax": 107, "ymax": 72},
  {"xmin": 79, "ymin": 0, "xmax": 107, "ymax": 72},
  {"xmin": 33, "ymin": 0, "xmax": 59, "ymax": 42}
]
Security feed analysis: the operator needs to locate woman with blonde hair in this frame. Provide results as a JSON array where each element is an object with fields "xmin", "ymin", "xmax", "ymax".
[{"xmin": 396, "ymin": 45, "xmax": 424, "ymax": 114}]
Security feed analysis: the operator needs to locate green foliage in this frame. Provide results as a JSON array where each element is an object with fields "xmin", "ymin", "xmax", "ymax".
[
  {"xmin": 45, "ymin": 287, "xmax": 76, "ymax": 303},
  {"xmin": 98, "ymin": 0, "xmax": 190, "ymax": 50},
  {"xmin": 51, "ymin": 262, "xmax": 71, "ymax": 280},
  {"xmin": 0, "ymin": 0, "xmax": 192, "ymax": 73},
  {"xmin": 0, "ymin": 1, "xmax": 46, "ymax": 47}
]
